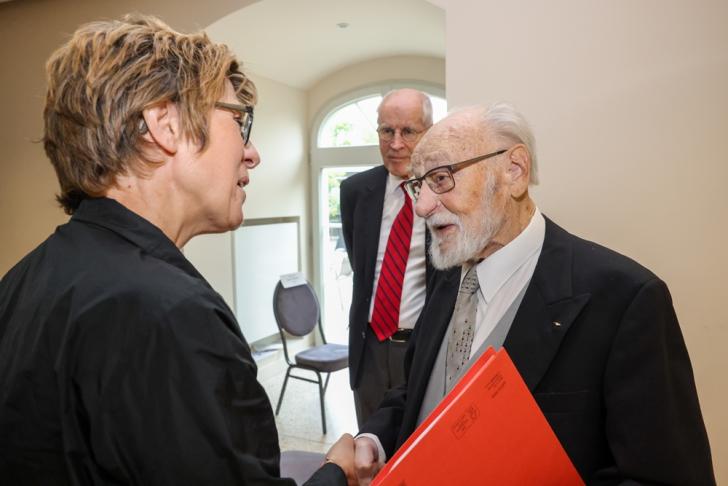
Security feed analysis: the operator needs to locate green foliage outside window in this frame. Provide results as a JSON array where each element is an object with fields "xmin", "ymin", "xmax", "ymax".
[{"xmin": 328, "ymin": 171, "xmax": 345, "ymax": 222}]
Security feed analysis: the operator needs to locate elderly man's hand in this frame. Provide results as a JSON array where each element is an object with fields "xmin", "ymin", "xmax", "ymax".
[
  {"xmin": 354, "ymin": 436, "xmax": 381, "ymax": 486},
  {"xmin": 324, "ymin": 433, "xmax": 357, "ymax": 486}
]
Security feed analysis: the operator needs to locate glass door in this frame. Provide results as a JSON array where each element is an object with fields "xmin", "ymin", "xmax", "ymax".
[{"xmin": 319, "ymin": 167, "xmax": 372, "ymax": 344}]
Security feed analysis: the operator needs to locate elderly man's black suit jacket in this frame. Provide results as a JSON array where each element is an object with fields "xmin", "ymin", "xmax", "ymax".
[{"xmin": 360, "ymin": 217, "xmax": 715, "ymax": 485}]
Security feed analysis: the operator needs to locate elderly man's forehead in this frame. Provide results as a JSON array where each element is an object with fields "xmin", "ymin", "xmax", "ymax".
[
  {"xmin": 411, "ymin": 149, "xmax": 456, "ymax": 171},
  {"xmin": 413, "ymin": 135, "xmax": 469, "ymax": 162},
  {"xmin": 412, "ymin": 115, "xmax": 487, "ymax": 167}
]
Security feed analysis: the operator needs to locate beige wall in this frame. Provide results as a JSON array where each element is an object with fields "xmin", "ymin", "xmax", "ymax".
[{"xmin": 444, "ymin": 0, "xmax": 728, "ymax": 481}]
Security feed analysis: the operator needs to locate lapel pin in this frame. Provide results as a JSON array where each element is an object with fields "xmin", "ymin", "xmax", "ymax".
[{"xmin": 553, "ymin": 321, "xmax": 562, "ymax": 327}]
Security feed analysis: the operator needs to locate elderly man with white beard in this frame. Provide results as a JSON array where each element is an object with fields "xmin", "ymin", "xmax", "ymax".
[{"xmin": 352, "ymin": 103, "xmax": 715, "ymax": 485}]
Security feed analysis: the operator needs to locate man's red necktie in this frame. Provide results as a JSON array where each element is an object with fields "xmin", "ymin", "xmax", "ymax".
[{"xmin": 370, "ymin": 184, "xmax": 413, "ymax": 341}]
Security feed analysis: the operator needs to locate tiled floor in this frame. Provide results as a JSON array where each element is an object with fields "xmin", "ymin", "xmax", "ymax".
[{"xmin": 258, "ymin": 355, "xmax": 358, "ymax": 455}]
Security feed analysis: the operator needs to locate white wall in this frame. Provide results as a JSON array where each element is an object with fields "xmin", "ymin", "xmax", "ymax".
[
  {"xmin": 185, "ymin": 73, "xmax": 309, "ymax": 310},
  {"xmin": 444, "ymin": 0, "xmax": 728, "ymax": 481}
]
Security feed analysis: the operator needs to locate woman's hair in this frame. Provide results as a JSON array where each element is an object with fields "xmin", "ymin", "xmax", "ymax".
[{"xmin": 43, "ymin": 13, "xmax": 256, "ymax": 214}]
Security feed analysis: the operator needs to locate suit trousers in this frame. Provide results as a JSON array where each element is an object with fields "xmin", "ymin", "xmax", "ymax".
[{"xmin": 352, "ymin": 329, "xmax": 408, "ymax": 427}]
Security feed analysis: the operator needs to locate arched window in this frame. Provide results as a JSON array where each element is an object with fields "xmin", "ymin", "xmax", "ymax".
[
  {"xmin": 317, "ymin": 93, "xmax": 447, "ymax": 148},
  {"xmin": 311, "ymin": 84, "xmax": 446, "ymax": 343}
]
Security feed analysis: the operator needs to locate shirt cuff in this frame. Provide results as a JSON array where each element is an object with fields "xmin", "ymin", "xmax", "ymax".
[{"xmin": 356, "ymin": 433, "xmax": 387, "ymax": 466}]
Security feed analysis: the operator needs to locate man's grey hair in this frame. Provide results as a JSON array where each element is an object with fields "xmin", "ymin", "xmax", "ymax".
[
  {"xmin": 378, "ymin": 89, "xmax": 433, "ymax": 128},
  {"xmin": 480, "ymin": 102, "xmax": 539, "ymax": 185}
]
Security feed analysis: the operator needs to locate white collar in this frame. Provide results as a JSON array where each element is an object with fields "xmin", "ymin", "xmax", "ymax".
[{"xmin": 385, "ymin": 171, "xmax": 408, "ymax": 196}]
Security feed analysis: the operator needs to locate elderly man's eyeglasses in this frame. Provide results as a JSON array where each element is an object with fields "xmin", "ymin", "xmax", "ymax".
[
  {"xmin": 403, "ymin": 149, "xmax": 508, "ymax": 200},
  {"xmin": 215, "ymin": 102, "xmax": 254, "ymax": 145},
  {"xmin": 377, "ymin": 126, "xmax": 423, "ymax": 143}
]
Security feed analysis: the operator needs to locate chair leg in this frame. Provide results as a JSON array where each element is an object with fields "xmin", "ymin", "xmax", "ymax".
[
  {"xmin": 322, "ymin": 372, "xmax": 331, "ymax": 395},
  {"xmin": 276, "ymin": 367, "xmax": 293, "ymax": 415},
  {"xmin": 316, "ymin": 371, "xmax": 327, "ymax": 435}
]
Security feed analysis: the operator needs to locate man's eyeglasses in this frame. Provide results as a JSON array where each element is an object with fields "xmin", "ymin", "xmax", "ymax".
[
  {"xmin": 215, "ymin": 102, "xmax": 254, "ymax": 145},
  {"xmin": 377, "ymin": 126, "xmax": 423, "ymax": 143},
  {"xmin": 403, "ymin": 149, "xmax": 509, "ymax": 200}
]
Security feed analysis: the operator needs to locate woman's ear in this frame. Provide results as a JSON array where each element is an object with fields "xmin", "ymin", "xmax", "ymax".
[{"xmin": 140, "ymin": 101, "xmax": 180, "ymax": 155}]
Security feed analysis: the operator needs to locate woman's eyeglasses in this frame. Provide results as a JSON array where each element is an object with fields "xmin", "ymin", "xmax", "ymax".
[{"xmin": 215, "ymin": 102, "xmax": 254, "ymax": 146}]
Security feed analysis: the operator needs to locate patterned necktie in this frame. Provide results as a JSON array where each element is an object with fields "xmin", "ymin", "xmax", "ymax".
[
  {"xmin": 370, "ymin": 183, "xmax": 414, "ymax": 341},
  {"xmin": 445, "ymin": 266, "xmax": 480, "ymax": 390}
]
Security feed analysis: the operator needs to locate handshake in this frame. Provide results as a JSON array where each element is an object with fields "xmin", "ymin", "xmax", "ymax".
[{"xmin": 321, "ymin": 434, "xmax": 382, "ymax": 486}]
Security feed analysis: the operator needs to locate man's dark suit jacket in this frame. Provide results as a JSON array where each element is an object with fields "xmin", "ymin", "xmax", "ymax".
[
  {"xmin": 340, "ymin": 165, "xmax": 432, "ymax": 390},
  {"xmin": 360, "ymin": 217, "xmax": 715, "ymax": 485},
  {"xmin": 0, "ymin": 198, "xmax": 345, "ymax": 486}
]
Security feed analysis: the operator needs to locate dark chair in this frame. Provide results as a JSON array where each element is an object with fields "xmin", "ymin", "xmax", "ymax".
[{"xmin": 273, "ymin": 280, "xmax": 348, "ymax": 434}]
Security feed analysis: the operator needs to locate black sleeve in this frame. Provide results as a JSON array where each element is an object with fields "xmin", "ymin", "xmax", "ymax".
[
  {"xmin": 61, "ymin": 293, "xmax": 297, "ymax": 486},
  {"xmin": 358, "ymin": 381, "xmax": 409, "ymax": 459},
  {"xmin": 303, "ymin": 463, "xmax": 347, "ymax": 486},
  {"xmin": 357, "ymin": 267, "xmax": 457, "ymax": 458},
  {"xmin": 592, "ymin": 278, "xmax": 715, "ymax": 485},
  {"xmin": 357, "ymin": 311, "xmax": 426, "ymax": 458}
]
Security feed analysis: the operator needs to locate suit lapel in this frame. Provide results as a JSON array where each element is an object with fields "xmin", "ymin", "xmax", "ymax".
[
  {"xmin": 504, "ymin": 218, "xmax": 591, "ymax": 391},
  {"xmin": 412, "ymin": 267, "xmax": 460, "ymax": 381}
]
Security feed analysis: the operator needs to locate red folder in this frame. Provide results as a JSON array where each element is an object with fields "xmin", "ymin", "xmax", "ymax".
[{"xmin": 371, "ymin": 347, "xmax": 584, "ymax": 486}]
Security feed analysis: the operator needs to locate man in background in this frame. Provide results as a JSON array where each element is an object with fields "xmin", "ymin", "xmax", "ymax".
[
  {"xmin": 354, "ymin": 103, "xmax": 715, "ymax": 484},
  {"xmin": 340, "ymin": 89, "xmax": 433, "ymax": 427}
]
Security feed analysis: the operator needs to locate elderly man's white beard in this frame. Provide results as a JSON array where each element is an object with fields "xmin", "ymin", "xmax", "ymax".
[{"xmin": 427, "ymin": 179, "xmax": 503, "ymax": 270}]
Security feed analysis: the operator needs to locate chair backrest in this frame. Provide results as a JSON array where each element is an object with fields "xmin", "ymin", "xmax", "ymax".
[{"xmin": 272, "ymin": 281, "xmax": 320, "ymax": 337}]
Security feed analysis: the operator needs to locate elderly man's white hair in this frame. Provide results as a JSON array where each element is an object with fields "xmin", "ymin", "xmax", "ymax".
[{"xmin": 450, "ymin": 102, "xmax": 539, "ymax": 185}]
